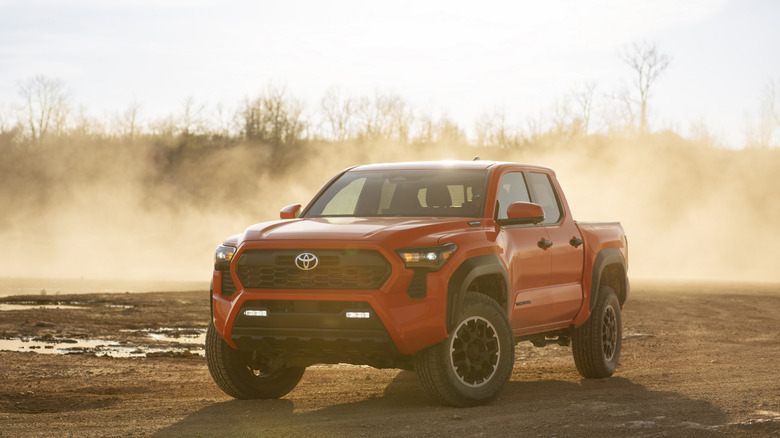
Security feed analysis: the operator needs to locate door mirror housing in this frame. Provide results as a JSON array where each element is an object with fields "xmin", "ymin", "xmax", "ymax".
[
  {"xmin": 498, "ymin": 202, "xmax": 545, "ymax": 226},
  {"xmin": 280, "ymin": 203, "xmax": 302, "ymax": 219}
]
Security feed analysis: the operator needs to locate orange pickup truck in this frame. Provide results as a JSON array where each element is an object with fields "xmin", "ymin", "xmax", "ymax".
[{"xmin": 207, "ymin": 160, "xmax": 629, "ymax": 406}]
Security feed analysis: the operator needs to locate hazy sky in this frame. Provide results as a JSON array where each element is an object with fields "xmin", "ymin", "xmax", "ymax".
[{"xmin": 1, "ymin": 0, "xmax": 778, "ymax": 146}]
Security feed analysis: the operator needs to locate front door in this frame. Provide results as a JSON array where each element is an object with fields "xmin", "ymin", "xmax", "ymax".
[{"xmin": 495, "ymin": 171, "xmax": 553, "ymax": 331}]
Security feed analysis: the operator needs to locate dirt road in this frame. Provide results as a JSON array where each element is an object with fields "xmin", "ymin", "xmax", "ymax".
[{"xmin": 1, "ymin": 281, "xmax": 778, "ymax": 437}]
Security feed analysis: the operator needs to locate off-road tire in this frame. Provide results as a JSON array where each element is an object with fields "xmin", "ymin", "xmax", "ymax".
[
  {"xmin": 572, "ymin": 285, "xmax": 622, "ymax": 378},
  {"xmin": 206, "ymin": 323, "xmax": 305, "ymax": 399},
  {"xmin": 415, "ymin": 292, "xmax": 514, "ymax": 407}
]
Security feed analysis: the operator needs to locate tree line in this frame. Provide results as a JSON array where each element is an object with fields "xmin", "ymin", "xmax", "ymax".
[{"xmin": 1, "ymin": 41, "xmax": 778, "ymax": 150}]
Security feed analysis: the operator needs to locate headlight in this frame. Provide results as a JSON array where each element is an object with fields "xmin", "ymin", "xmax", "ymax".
[
  {"xmin": 396, "ymin": 243, "xmax": 457, "ymax": 271},
  {"xmin": 214, "ymin": 244, "xmax": 236, "ymax": 270}
]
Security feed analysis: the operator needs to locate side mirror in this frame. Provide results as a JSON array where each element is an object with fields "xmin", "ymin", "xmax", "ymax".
[
  {"xmin": 498, "ymin": 202, "xmax": 545, "ymax": 226},
  {"xmin": 280, "ymin": 203, "xmax": 302, "ymax": 219}
]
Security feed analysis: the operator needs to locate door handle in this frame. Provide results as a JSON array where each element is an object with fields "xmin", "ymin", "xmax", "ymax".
[
  {"xmin": 569, "ymin": 238, "xmax": 584, "ymax": 248},
  {"xmin": 537, "ymin": 239, "xmax": 553, "ymax": 249}
]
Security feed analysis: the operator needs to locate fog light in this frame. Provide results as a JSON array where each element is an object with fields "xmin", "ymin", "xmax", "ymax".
[
  {"xmin": 346, "ymin": 312, "xmax": 370, "ymax": 319},
  {"xmin": 244, "ymin": 310, "xmax": 267, "ymax": 317}
]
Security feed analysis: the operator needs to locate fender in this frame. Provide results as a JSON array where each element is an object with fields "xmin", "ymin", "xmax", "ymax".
[
  {"xmin": 209, "ymin": 279, "xmax": 214, "ymax": 321},
  {"xmin": 446, "ymin": 254, "xmax": 509, "ymax": 333},
  {"xmin": 589, "ymin": 247, "xmax": 627, "ymax": 311}
]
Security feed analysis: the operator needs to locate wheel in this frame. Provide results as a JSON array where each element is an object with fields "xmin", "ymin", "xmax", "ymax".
[
  {"xmin": 206, "ymin": 323, "xmax": 305, "ymax": 399},
  {"xmin": 572, "ymin": 285, "xmax": 622, "ymax": 378},
  {"xmin": 415, "ymin": 292, "xmax": 514, "ymax": 407}
]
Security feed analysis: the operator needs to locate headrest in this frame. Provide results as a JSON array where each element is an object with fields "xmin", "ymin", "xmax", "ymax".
[{"xmin": 426, "ymin": 185, "xmax": 451, "ymax": 208}]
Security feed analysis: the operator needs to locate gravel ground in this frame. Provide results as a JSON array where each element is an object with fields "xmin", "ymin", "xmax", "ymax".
[{"xmin": 0, "ymin": 280, "xmax": 778, "ymax": 437}]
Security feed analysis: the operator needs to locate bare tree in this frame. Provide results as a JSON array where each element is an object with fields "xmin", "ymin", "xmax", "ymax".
[
  {"xmin": 210, "ymin": 101, "xmax": 238, "ymax": 139},
  {"xmin": 179, "ymin": 96, "xmax": 205, "ymax": 136},
  {"xmin": 522, "ymin": 109, "xmax": 547, "ymax": 142},
  {"xmin": 17, "ymin": 75, "xmax": 70, "ymax": 144},
  {"xmin": 415, "ymin": 110, "xmax": 436, "ymax": 144},
  {"xmin": 743, "ymin": 114, "xmax": 773, "ymax": 149},
  {"xmin": 321, "ymin": 86, "xmax": 356, "ymax": 141},
  {"xmin": 113, "ymin": 101, "xmax": 143, "ymax": 141},
  {"xmin": 572, "ymin": 81, "xmax": 597, "ymax": 135},
  {"xmin": 619, "ymin": 41, "xmax": 671, "ymax": 134},
  {"xmin": 745, "ymin": 79, "xmax": 780, "ymax": 148},
  {"xmin": 541, "ymin": 84, "xmax": 597, "ymax": 139},
  {"xmin": 355, "ymin": 91, "xmax": 412, "ymax": 143},
  {"xmin": 764, "ymin": 79, "xmax": 780, "ymax": 127},
  {"xmin": 0, "ymin": 104, "xmax": 11, "ymax": 133},
  {"xmin": 688, "ymin": 117, "xmax": 719, "ymax": 148},
  {"xmin": 475, "ymin": 107, "xmax": 517, "ymax": 148},
  {"xmin": 71, "ymin": 105, "xmax": 104, "ymax": 139},
  {"xmin": 385, "ymin": 93, "xmax": 412, "ymax": 143},
  {"xmin": 550, "ymin": 97, "xmax": 577, "ymax": 138},
  {"xmin": 0, "ymin": 104, "xmax": 22, "ymax": 148},
  {"xmin": 523, "ymin": 87, "xmax": 594, "ymax": 142},
  {"xmin": 414, "ymin": 111, "xmax": 465, "ymax": 145},
  {"xmin": 356, "ymin": 95, "xmax": 381, "ymax": 140},
  {"xmin": 434, "ymin": 115, "xmax": 466, "ymax": 145},
  {"xmin": 241, "ymin": 84, "xmax": 306, "ymax": 147},
  {"xmin": 600, "ymin": 87, "xmax": 638, "ymax": 135},
  {"xmin": 150, "ymin": 114, "xmax": 177, "ymax": 138}
]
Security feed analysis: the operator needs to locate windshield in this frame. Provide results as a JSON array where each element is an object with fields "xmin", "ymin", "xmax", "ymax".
[{"xmin": 304, "ymin": 169, "xmax": 488, "ymax": 218}]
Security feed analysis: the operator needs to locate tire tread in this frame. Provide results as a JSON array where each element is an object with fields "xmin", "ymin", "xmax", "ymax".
[
  {"xmin": 206, "ymin": 323, "xmax": 304, "ymax": 399},
  {"xmin": 571, "ymin": 286, "xmax": 621, "ymax": 378},
  {"xmin": 415, "ymin": 292, "xmax": 514, "ymax": 407}
]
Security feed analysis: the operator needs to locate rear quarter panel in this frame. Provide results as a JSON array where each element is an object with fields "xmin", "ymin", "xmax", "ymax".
[{"xmin": 573, "ymin": 222, "xmax": 629, "ymax": 327}]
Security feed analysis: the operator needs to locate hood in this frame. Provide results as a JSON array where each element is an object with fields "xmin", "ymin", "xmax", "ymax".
[{"xmin": 240, "ymin": 217, "xmax": 477, "ymax": 248}]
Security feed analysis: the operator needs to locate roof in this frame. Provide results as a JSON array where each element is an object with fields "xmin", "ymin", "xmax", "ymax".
[{"xmin": 349, "ymin": 160, "xmax": 553, "ymax": 172}]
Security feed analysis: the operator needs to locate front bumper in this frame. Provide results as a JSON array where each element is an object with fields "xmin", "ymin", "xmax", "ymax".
[
  {"xmin": 229, "ymin": 299, "xmax": 400, "ymax": 367},
  {"xmin": 211, "ymin": 244, "xmax": 454, "ymax": 358}
]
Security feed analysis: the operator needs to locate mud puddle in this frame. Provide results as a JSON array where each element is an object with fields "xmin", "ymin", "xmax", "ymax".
[
  {"xmin": 0, "ymin": 303, "xmax": 86, "ymax": 311},
  {"xmin": 123, "ymin": 328, "xmax": 206, "ymax": 345},
  {"xmin": 0, "ymin": 327, "xmax": 206, "ymax": 358}
]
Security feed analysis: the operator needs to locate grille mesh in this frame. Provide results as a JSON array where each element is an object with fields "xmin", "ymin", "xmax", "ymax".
[{"xmin": 236, "ymin": 249, "xmax": 390, "ymax": 290}]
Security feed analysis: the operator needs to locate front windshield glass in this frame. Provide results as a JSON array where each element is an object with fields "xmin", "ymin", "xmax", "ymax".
[{"xmin": 304, "ymin": 169, "xmax": 488, "ymax": 218}]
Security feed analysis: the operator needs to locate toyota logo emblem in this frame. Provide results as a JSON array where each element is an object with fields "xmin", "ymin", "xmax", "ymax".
[{"xmin": 295, "ymin": 253, "xmax": 319, "ymax": 271}]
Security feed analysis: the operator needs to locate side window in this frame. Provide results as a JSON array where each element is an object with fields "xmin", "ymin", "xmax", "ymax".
[
  {"xmin": 528, "ymin": 172, "xmax": 562, "ymax": 224},
  {"xmin": 496, "ymin": 172, "xmax": 531, "ymax": 219}
]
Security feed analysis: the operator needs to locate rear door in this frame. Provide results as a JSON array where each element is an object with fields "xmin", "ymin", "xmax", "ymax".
[{"xmin": 527, "ymin": 171, "xmax": 584, "ymax": 323}]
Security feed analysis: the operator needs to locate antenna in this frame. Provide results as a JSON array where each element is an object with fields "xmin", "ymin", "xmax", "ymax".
[{"xmin": 472, "ymin": 156, "xmax": 480, "ymax": 161}]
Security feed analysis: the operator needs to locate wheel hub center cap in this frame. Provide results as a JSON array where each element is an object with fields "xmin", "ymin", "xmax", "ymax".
[{"xmin": 467, "ymin": 341, "xmax": 483, "ymax": 361}]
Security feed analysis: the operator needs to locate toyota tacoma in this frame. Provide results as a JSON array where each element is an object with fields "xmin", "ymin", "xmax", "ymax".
[{"xmin": 206, "ymin": 160, "xmax": 629, "ymax": 406}]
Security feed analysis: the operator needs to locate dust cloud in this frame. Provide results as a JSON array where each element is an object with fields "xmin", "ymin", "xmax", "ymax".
[{"xmin": 0, "ymin": 134, "xmax": 778, "ymax": 288}]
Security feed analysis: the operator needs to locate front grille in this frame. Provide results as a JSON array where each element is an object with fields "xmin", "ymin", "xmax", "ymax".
[{"xmin": 236, "ymin": 249, "xmax": 391, "ymax": 290}]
